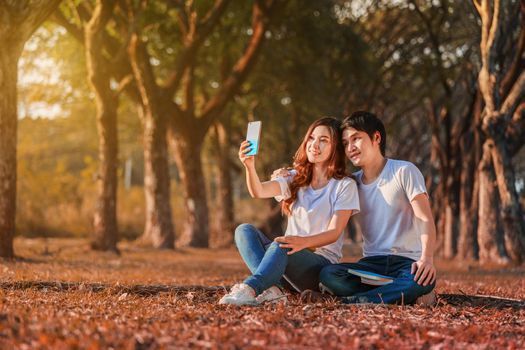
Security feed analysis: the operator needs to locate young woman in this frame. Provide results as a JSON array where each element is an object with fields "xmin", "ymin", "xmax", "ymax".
[{"xmin": 219, "ymin": 117, "xmax": 359, "ymax": 306}]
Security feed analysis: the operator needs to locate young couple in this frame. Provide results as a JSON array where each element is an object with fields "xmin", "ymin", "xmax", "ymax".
[{"xmin": 219, "ymin": 112, "xmax": 436, "ymax": 306}]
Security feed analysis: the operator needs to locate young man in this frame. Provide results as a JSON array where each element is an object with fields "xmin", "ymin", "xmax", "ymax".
[{"xmin": 318, "ymin": 111, "xmax": 436, "ymax": 304}]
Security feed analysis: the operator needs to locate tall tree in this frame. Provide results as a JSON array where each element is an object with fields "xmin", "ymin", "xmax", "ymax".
[
  {"xmin": 84, "ymin": 0, "xmax": 120, "ymax": 252},
  {"xmin": 0, "ymin": 0, "xmax": 61, "ymax": 258},
  {"xmin": 474, "ymin": 0, "xmax": 525, "ymax": 263},
  {"xmin": 408, "ymin": 0, "xmax": 482, "ymax": 259},
  {"xmin": 210, "ymin": 118, "xmax": 235, "ymax": 247},
  {"xmin": 127, "ymin": 0, "xmax": 279, "ymax": 247},
  {"xmin": 55, "ymin": 2, "xmax": 174, "ymax": 249}
]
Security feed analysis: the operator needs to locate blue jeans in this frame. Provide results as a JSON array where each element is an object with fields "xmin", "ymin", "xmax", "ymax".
[
  {"xmin": 235, "ymin": 223, "xmax": 331, "ymax": 295},
  {"xmin": 319, "ymin": 255, "xmax": 436, "ymax": 304}
]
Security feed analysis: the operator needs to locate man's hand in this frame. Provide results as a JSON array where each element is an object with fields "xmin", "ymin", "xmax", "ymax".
[
  {"xmin": 411, "ymin": 258, "xmax": 436, "ymax": 286},
  {"xmin": 271, "ymin": 167, "xmax": 292, "ymax": 181},
  {"xmin": 274, "ymin": 235, "xmax": 310, "ymax": 255}
]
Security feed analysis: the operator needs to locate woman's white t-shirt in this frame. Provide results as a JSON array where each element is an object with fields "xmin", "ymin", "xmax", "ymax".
[{"xmin": 274, "ymin": 172, "xmax": 360, "ymax": 263}]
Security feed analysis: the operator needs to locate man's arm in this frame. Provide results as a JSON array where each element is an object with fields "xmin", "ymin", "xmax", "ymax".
[{"xmin": 410, "ymin": 193, "xmax": 437, "ymax": 286}]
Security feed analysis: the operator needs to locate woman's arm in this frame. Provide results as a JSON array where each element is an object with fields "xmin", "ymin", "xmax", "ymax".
[
  {"xmin": 239, "ymin": 140, "xmax": 282, "ymax": 198},
  {"xmin": 274, "ymin": 209, "xmax": 354, "ymax": 254}
]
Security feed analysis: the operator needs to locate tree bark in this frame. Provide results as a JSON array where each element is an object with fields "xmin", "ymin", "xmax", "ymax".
[
  {"xmin": 211, "ymin": 120, "xmax": 235, "ymax": 248},
  {"xmin": 129, "ymin": 35, "xmax": 175, "ymax": 249},
  {"xmin": 140, "ymin": 106, "xmax": 175, "ymax": 248},
  {"xmin": 85, "ymin": 0, "xmax": 119, "ymax": 253},
  {"xmin": 490, "ymin": 136, "xmax": 525, "ymax": 262},
  {"xmin": 0, "ymin": 48, "xmax": 19, "ymax": 259},
  {"xmin": 91, "ymin": 90, "xmax": 119, "ymax": 251},
  {"xmin": 457, "ymin": 130, "xmax": 479, "ymax": 260},
  {"xmin": 443, "ymin": 203, "xmax": 455, "ymax": 259},
  {"xmin": 171, "ymin": 129, "xmax": 209, "ymax": 248},
  {"xmin": 0, "ymin": 0, "xmax": 61, "ymax": 258},
  {"xmin": 474, "ymin": 0, "xmax": 525, "ymax": 264},
  {"xmin": 477, "ymin": 140, "xmax": 509, "ymax": 265}
]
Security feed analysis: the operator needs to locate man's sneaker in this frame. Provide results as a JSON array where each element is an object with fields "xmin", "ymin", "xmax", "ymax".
[
  {"xmin": 256, "ymin": 286, "xmax": 288, "ymax": 305},
  {"xmin": 219, "ymin": 283, "xmax": 258, "ymax": 306},
  {"xmin": 300, "ymin": 289, "xmax": 338, "ymax": 303},
  {"xmin": 415, "ymin": 290, "xmax": 437, "ymax": 306},
  {"xmin": 319, "ymin": 282, "xmax": 335, "ymax": 295}
]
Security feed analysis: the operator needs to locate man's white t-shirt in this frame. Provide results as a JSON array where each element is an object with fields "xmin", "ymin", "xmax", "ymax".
[
  {"xmin": 274, "ymin": 172, "xmax": 360, "ymax": 263},
  {"xmin": 353, "ymin": 159, "xmax": 427, "ymax": 261}
]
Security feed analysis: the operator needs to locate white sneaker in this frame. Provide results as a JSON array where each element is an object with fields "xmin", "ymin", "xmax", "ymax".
[
  {"xmin": 219, "ymin": 283, "xmax": 258, "ymax": 306},
  {"xmin": 256, "ymin": 286, "xmax": 288, "ymax": 305}
]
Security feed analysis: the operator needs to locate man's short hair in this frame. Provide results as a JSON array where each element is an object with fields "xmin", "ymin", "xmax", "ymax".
[{"xmin": 342, "ymin": 111, "xmax": 386, "ymax": 156}]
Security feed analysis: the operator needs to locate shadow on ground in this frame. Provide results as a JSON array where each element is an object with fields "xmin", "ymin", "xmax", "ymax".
[
  {"xmin": 439, "ymin": 293, "xmax": 525, "ymax": 310},
  {"xmin": 2, "ymin": 281, "xmax": 523, "ymax": 309}
]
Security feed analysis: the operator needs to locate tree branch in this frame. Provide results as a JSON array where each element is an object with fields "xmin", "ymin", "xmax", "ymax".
[
  {"xmin": 507, "ymin": 102, "xmax": 525, "ymax": 156},
  {"xmin": 128, "ymin": 33, "xmax": 162, "ymax": 115},
  {"xmin": 472, "ymin": 0, "xmax": 482, "ymax": 15},
  {"xmin": 501, "ymin": 70, "xmax": 525, "ymax": 116},
  {"xmin": 183, "ymin": 65, "xmax": 195, "ymax": 115},
  {"xmin": 115, "ymin": 74, "xmax": 134, "ymax": 97},
  {"xmin": 162, "ymin": 0, "xmax": 230, "ymax": 98},
  {"xmin": 9, "ymin": 0, "xmax": 63, "ymax": 41},
  {"xmin": 200, "ymin": 0, "xmax": 277, "ymax": 130},
  {"xmin": 52, "ymin": 7, "xmax": 84, "ymax": 43},
  {"xmin": 410, "ymin": 0, "xmax": 452, "ymax": 96},
  {"xmin": 500, "ymin": 2, "xmax": 525, "ymax": 98},
  {"xmin": 487, "ymin": 0, "xmax": 502, "ymax": 57},
  {"xmin": 478, "ymin": 0, "xmax": 496, "ymax": 114},
  {"xmin": 85, "ymin": 0, "xmax": 117, "ymax": 97}
]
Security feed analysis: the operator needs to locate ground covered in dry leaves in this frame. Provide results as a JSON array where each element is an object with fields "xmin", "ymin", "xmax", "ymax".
[{"xmin": 1, "ymin": 238, "xmax": 524, "ymax": 349}]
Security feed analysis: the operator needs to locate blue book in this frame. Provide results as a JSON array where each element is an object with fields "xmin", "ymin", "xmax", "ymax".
[{"xmin": 347, "ymin": 268, "xmax": 394, "ymax": 286}]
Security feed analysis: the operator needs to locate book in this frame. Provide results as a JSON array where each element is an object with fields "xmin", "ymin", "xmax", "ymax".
[{"xmin": 347, "ymin": 268, "xmax": 394, "ymax": 286}]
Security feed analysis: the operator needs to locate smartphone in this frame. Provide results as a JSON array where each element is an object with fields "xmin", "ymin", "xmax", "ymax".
[{"xmin": 246, "ymin": 121, "xmax": 262, "ymax": 156}]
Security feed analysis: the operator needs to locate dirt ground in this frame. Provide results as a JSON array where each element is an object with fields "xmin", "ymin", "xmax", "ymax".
[{"xmin": 1, "ymin": 238, "xmax": 524, "ymax": 349}]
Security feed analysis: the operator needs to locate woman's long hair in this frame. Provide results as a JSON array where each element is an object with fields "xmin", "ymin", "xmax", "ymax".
[{"xmin": 282, "ymin": 117, "xmax": 347, "ymax": 216}]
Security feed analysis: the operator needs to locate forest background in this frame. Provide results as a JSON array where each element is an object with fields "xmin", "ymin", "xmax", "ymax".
[{"xmin": 1, "ymin": 0, "xmax": 524, "ymax": 266}]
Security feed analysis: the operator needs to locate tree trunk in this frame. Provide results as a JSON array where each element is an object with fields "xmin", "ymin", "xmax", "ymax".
[
  {"xmin": 432, "ymin": 180, "xmax": 445, "ymax": 256},
  {"xmin": 443, "ymin": 203, "xmax": 455, "ymax": 259},
  {"xmin": 477, "ymin": 140, "xmax": 509, "ymax": 265},
  {"xmin": 490, "ymin": 136, "xmax": 525, "ymax": 262},
  {"xmin": 211, "ymin": 121, "xmax": 235, "ymax": 248},
  {"xmin": 0, "ymin": 1, "xmax": 62, "ymax": 258},
  {"xmin": 0, "ymin": 49, "xmax": 19, "ymax": 259},
  {"xmin": 457, "ymin": 131, "xmax": 479, "ymax": 260},
  {"xmin": 171, "ymin": 130, "xmax": 209, "ymax": 248},
  {"xmin": 85, "ymin": 0, "xmax": 119, "ymax": 253},
  {"xmin": 140, "ymin": 107, "xmax": 175, "ymax": 248},
  {"xmin": 91, "ymin": 93, "xmax": 119, "ymax": 251},
  {"xmin": 474, "ymin": 0, "xmax": 524, "ymax": 264},
  {"xmin": 128, "ymin": 35, "xmax": 176, "ymax": 249}
]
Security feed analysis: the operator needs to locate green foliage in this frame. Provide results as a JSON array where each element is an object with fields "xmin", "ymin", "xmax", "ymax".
[{"xmin": 15, "ymin": 0, "xmax": 523, "ymax": 241}]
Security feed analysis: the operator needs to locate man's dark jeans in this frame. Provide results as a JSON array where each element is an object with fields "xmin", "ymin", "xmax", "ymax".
[{"xmin": 319, "ymin": 255, "xmax": 435, "ymax": 304}]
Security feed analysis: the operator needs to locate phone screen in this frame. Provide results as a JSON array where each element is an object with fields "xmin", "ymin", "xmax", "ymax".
[{"xmin": 246, "ymin": 121, "xmax": 261, "ymax": 156}]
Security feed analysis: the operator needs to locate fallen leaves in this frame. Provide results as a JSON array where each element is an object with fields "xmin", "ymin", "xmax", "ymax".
[{"xmin": 0, "ymin": 238, "xmax": 524, "ymax": 349}]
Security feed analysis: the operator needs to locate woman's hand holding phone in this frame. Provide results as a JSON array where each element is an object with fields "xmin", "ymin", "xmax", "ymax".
[{"xmin": 238, "ymin": 141, "xmax": 255, "ymax": 168}]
